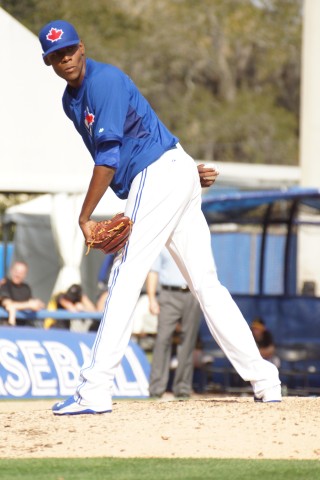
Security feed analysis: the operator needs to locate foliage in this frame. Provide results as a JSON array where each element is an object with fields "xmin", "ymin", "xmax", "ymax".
[
  {"xmin": 0, "ymin": 194, "xmax": 38, "ymax": 241},
  {"xmin": 1, "ymin": 0, "xmax": 303, "ymax": 164}
]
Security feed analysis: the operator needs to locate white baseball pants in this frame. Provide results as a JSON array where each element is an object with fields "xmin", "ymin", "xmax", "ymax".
[{"xmin": 75, "ymin": 145, "xmax": 280, "ymax": 410}]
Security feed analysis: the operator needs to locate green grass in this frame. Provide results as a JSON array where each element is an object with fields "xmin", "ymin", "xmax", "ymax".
[{"xmin": 0, "ymin": 458, "xmax": 319, "ymax": 480}]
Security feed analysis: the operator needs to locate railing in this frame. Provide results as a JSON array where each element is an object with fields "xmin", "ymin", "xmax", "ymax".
[{"xmin": 0, "ymin": 307, "xmax": 103, "ymax": 322}]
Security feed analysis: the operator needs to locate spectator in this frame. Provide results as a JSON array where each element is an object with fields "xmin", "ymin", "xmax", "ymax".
[
  {"xmin": 251, "ymin": 317, "xmax": 280, "ymax": 368},
  {"xmin": 147, "ymin": 248, "xmax": 202, "ymax": 399},
  {"xmin": 0, "ymin": 261, "xmax": 45, "ymax": 327},
  {"xmin": 45, "ymin": 283, "xmax": 97, "ymax": 331}
]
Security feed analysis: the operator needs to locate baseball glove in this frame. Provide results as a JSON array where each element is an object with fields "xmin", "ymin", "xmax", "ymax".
[{"xmin": 85, "ymin": 213, "xmax": 133, "ymax": 255}]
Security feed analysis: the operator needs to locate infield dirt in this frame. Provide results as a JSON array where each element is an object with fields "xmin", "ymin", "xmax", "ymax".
[{"xmin": 0, "ymin": 396, "xmax": 319, "ymax": 459}]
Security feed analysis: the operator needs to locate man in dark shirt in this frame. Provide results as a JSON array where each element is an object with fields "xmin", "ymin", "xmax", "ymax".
[
  {"xmin": 45, "ymin": 283, "xmax": 96, "ymax": 330},
  {"xmin": 250, "ymin": 317, "xmax": 280, "ymax": 367},
  {"xmin": 0, "ymin": 261, "xmax": 44, "ymax": 326}
]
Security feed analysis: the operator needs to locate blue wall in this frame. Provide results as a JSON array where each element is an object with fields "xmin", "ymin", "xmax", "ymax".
[{"xmin": 211, "ymin": 232, "xmax": 296, "ymax": 295}]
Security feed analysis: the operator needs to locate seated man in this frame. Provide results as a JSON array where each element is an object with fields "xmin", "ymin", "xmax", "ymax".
[
  {"xmin": 45, "ymin": 284, "xmax": 97, "ymax": 331},
  {"xmin": 0, "ymin": 261, "xmax": 45, "ymax": 326},
  {"xmin": 250, "ymin": 317, "xmax": 280, "ymax": 368}
]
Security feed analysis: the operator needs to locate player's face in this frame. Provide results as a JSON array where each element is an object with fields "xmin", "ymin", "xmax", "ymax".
[{"xmin": 46, "ymin": 42, "xmax": 86, "ymax": 88}]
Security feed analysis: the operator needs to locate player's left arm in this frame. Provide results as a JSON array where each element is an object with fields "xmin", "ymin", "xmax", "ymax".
[{"xmin": 197, "ymin": 164, "xmax": 219, "ymax": 188}]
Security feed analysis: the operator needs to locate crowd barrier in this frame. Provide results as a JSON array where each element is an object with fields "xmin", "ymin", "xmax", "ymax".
[
  {"xmin": 0, "ymin": 307, "xmax": 103, "ymax": 322},
  {"xmin": 0, "ymin": 308, "xmax": 150, "ymax": 400}
]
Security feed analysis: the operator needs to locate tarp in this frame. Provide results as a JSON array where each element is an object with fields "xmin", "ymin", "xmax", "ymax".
[
  {"xmin": 3, "ymin": 192, "xmax": 126, "ymax": 302},
  {"xmin": 0, "ymin": 7, "xmax": 92, "ymax": 193},
  {"xmin": 4, "ymin": 192, "xmax": 125, "ymax": 219}
]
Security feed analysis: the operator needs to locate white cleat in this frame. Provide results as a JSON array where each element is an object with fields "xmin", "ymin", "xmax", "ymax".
[
  {"xmin": 52, "ymin": 395, "xmax": 112, "ymax": 415},
  {"xmin": 254, "ymin": 385, "xmax": 282, "ymax": 403}
]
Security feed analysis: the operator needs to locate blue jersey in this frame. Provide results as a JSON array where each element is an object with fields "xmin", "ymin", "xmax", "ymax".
[{"xmin": 62, "ymin": 59, "xmax": 179, "ymax": 199}]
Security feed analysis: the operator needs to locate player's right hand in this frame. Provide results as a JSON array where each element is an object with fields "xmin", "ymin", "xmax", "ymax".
[{"xmin": 197, "ymin": 163, "xmax": 220, "ymax": 188}]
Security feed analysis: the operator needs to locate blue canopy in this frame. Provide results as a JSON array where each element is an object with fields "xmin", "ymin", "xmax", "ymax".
[
  {"xmin": 201, "ymin": 186, "xmax": 320, "ymax": 295},
  {"xmin": 201, "ymin": 186, "xmax": 320, "ymax": 223}
]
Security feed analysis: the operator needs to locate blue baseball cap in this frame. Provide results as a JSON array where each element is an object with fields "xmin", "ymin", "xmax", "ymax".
[{"xmin": 39, "ymin": 20, "xmax": 80, "ymax": 65}]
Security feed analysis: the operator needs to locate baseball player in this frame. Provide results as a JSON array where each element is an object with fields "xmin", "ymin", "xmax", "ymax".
[{"xmin": 38, "ymin": 20, "xmax": 281, "ymax": 415}]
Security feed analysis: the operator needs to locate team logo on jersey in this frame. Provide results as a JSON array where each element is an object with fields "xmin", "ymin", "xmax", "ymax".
[
  {"xmin": 46, "ymin": 27, "xmax": 64, "ymax": 43},
  {"xmin": 84, "ymin": 107, "xmax": 95, "ymax": 136}
]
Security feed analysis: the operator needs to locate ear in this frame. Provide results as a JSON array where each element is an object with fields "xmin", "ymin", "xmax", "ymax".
[
  {"xmin": 79, "ymin": 41, "xmax": 85, "ymax": 56},
  {"xmin": 44, "ymin": 56, "xmax": 51, "ymax": 66}
]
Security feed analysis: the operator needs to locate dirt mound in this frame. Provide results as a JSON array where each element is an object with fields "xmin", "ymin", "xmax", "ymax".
[{"xmin": 1, "ymin": 396, "xmax": 319, "ymax": 459}]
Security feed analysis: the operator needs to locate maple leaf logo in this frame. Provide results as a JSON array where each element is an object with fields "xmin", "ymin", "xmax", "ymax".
[
  {"xmin": 85, "ymin": 113, "xmax": 95, "ymax": 126},
  {"xmin": 46, "ymin": 28, "xmax": 64, "ymax": 43},
  {"xmin": 84, "ymin": 108, "xmax": 95, "ymax": 136}
]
